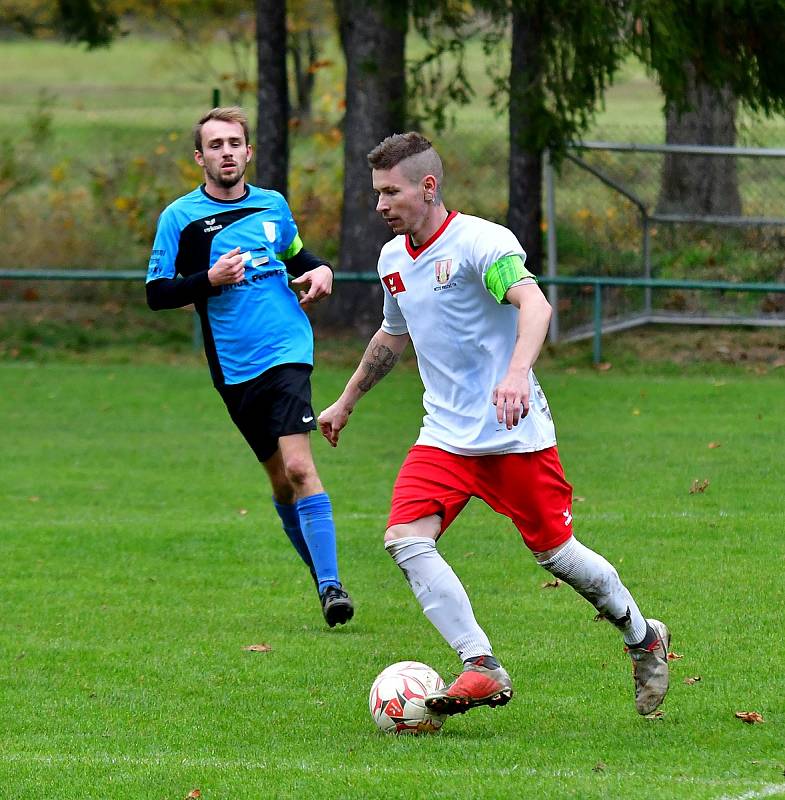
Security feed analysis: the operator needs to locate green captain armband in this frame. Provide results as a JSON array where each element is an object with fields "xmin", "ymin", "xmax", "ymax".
[
  {"xmin": 484, "ymin": 254, "xmax": 535, "ymax": 303},
  {"xmin": 276, "ymin": 233, "xmax": 303, "ymax": 262}
]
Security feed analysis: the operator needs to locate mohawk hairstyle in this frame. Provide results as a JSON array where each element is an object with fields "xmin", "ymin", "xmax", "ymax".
[
  {"xmin": 367, "ymin": 132, "xmax": 444, "ymax": 202},
  {"xmin": 367, "ymin": 132, "xmax": 434, "ymax": 171}
]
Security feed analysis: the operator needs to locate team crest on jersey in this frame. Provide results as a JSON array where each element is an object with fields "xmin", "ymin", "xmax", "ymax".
[
  {"xmin": 434, "ymin": 259, "xmax": 452, "ymax": 284},
  {"xmin": 384, "ymin": 272, "xmax": 406, "ymax": 296},
  {"xmin": 262, "ymin": 221, "xmax": 277, "ymax": 242}
]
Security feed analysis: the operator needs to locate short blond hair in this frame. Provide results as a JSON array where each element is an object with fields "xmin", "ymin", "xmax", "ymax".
[{"xmin": 193, "ymin": 106, "xmax": 251, "ymax": 151}]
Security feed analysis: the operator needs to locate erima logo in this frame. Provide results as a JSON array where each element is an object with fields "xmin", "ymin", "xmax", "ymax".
[
  {"xmin": 203, "ymin": 217, "xmax": 223, "ymax": 233},
  {"xmin": 563, "ymin": 508, "xmax": 573, "ymax": 526}
]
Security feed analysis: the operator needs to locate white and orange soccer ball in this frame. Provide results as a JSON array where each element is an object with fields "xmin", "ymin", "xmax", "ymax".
[{"xmin": 368, "ymin": 661, "xmax": 447, "ymax": 735}]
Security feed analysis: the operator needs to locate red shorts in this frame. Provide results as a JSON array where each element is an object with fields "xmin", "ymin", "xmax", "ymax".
[{"xmin": 387, "ymin": 445, "xmax": 574, "ymax": 553}]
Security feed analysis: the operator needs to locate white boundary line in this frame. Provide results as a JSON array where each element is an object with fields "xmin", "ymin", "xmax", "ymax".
[{"xmin": 716, "ymin": 786, "xmax": 785, "ymax": 800}]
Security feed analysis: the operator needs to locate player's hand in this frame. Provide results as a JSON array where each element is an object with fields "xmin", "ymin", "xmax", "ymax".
[
  {"xmin": 492, "ymin": 370, "xmax": 530, "ymax": 430},
  {"xmin": 291, "ymin": 265, "xmax": 333, "ymax": 306},
  {"xmin": 318, "ymin": 401, "xmax": 351, "ymax": 447},
  {"xmin": 208, "ymin": 247, "xmax": 246, "ymax": 286}
]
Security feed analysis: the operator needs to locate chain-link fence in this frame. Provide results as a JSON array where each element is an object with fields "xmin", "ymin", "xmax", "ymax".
[{"xmin": 545, "ymin": 139, "xmax": 785, "ymax": 341}]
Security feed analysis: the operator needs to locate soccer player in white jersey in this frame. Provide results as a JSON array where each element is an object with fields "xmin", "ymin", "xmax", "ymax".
[{"xmin": 318, "ymin": 132, "xmax": 670, "ymax": 717}]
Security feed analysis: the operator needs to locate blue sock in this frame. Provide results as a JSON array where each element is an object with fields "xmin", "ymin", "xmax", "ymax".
[
  {"xmin": 295, "ymin": 492, "xmax": 340, "ymax": 594},
  {"xmin": 274, "ymin": 499, "xmax": 315, "ymax": 577}
]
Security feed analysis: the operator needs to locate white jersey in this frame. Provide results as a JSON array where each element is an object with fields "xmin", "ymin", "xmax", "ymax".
[{"xmin": 378, "ymin": 211, "xmax": 556, "ymax": 456}]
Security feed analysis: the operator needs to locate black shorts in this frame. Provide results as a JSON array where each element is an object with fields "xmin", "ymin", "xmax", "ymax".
[{"xmin": 217, "ymin": 364, "xmax": 317, "ymax": 462}]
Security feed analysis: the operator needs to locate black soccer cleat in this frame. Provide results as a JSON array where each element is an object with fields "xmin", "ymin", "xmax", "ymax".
[{"xmin": 320, "ymin": 584, "xmax": 354, "ymax": 627}]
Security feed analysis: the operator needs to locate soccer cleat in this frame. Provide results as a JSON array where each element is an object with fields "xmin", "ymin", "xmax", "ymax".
[
  {"xmin": 627, "ymin": 618, "xmax": 670, "ymax": 715},
  {"xmin": 320, "ymin": 584, "xmax": 354, "ymax": 628},
  {"xmin": 424, "ymin": 656, "xmax": 513, "ymax": 716}
]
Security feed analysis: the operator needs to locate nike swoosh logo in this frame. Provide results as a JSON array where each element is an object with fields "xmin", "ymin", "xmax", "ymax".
[{"xmin": 302, "ymin": 415, "xmax": 314, "ymax": 423}]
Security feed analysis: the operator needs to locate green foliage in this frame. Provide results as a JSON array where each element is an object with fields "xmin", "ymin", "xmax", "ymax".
[
  {"xmin": 0, "ymin": 90, "xmax": 54, "ymax": 202},
  {"xmin": 406, "ymin": 2, "xmax": 486, "ymax": 132},
  {"xmin": 630, "ymin": 0, "xmax": 785, "ymax": 113},
  {"xmin": 58, "ymin": 0, "xmax": 118, "ymax": 47},
  {"xmin": 89, "ymin": 137, "xmax": 200, "ymax": 247},
  {"xmin": 504, "ymin": 0, "xmax": 627, "ymax": 156},
  {"xmin": 0, "ymin": 0, "xmax": 118, "ymax": 46},
  {"xmin": 408, "ymin": 1, "xmax": 627, "ymax": 155}
]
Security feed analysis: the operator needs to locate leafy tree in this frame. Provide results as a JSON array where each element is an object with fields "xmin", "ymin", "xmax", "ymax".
[
  {"xmin": 475, "ymin": 1, "xmax": 626, "ymax": 273},
  {"xmin": 58, "ymin": 0, "xmax": 117, "ymax": 46},
  {"xmin": 630, "ymin": 0, "xmax": 785, "ymax": 217},
  {"xmin": 0, "ymin": 0, "xmax": 117, "ymax": 47}
]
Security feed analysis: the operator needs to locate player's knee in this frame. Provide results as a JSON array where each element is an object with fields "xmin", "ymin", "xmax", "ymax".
[
  {"xmin": 384, "ymin": 525, "xmax": 411, "ymax": 544},
  {"xmin": 533, "ymin": 537, "xmax": 572, "ymax": 563},
  {"xmin": 283, "ymin": 456, "xmax": 318, "ymax": 489}
]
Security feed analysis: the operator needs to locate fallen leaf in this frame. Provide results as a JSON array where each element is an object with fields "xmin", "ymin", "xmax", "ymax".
[
  {"xmin": 29, "ymin": 496, "xmax": 40, "ymax": 503},
  {"xmin": 238, "ymin": 508, "xmax": 248, "ymax": 516},
  {"xmin": 574, "ymin": 496, "xmax": 586, "ymax": 502},
  {"xmin": 735, "ymin": 711, "xmax": 764, "ymax": 724},
  {"xmin": 595, "ymin": 362, "xmax": 612, "ymax": 372},
  {"xmin": 592, "ymin": 761, "xmax": 606, "ymax": 773},
  {"xmin": 667, "ymin": 651, "xmax": 683, "ymax": 661},
  {"xmin": 243, "ymin": 643, "xmax": 272, "ymax": 653},
  {"xmin": 689, "ymin": 479, "xmax": 710, "ymax": 494},
  {"xmin": 684, "ymin": 676, "xmax": 702, "ymax": 685},
  {"xmin": 541, "ymin": 579, "xmax": 561, "ymax": 589},
  {"xmin": 645, "ymin": 710, "xmax": 664, "ymax": 719},
  {"xmin": 632, "ymin": 408, "xmax": 641, "ymax": 416},
  {"xmin": 186, "ymin": 791, "xmax": 201, "ymax": 799}
]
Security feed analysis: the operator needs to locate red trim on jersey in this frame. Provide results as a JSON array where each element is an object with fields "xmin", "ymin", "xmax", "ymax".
[
  {"xmin": 405, "ymin": 211, "xmax": 459, "ymax": 259},
  {"xmin": 387, "ymin": 444, "xmax": 574, "ymax": 553}
]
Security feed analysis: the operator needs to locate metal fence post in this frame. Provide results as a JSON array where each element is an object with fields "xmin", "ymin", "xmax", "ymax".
[
  {"xmin": 642, "ymin": 213, "xmax": 652, "ymax": 315},
  {"xmin": 593, "ymin": 283, "xmax": 603, "ymax": 365},
  {"xmin": 544, "ymin": 148, "xmax": 559, "ymax": 342}
]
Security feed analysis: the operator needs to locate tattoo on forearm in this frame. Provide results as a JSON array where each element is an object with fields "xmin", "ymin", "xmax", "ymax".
[{"xmin": 358, "ymin": 343, "xmax": 399, "ymax": 392}]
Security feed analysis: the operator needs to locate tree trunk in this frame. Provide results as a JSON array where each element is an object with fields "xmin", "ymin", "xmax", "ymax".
[
  {"xmin": 508, "ymin": 6, "xmax": 544, "ymax": 274},
  {"xmin": 329, "ymin": 0, "xmax": 406, "ymax": 334},
  {"xmin": 255, "ymin": 0, "xmax": 288, "ymax": 194},
  {"xmin": 290, "ymin": 29, "xmax": 317, "ymax": 119},
  {"xmin": 658, "ymin": 62, "xmax": 741, "ymax": 216}
]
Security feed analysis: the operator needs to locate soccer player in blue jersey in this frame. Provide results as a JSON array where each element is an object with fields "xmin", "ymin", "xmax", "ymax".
[{"xmin": 146, "ymin": 106, "xmax": 353, "ymax": 627}]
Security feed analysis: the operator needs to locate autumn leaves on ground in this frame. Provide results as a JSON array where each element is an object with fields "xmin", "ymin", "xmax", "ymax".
[{"xmin": 0, "ymin": 361, "xmax": 782, "ymax": 799}]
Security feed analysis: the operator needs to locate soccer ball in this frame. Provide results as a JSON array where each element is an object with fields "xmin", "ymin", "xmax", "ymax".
[{"xmin": 368, "ymin": 661, "xmax": 447, "ymax": 734}]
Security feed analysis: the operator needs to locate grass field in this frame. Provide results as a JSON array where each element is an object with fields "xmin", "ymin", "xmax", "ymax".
[{"xmin": 1, "ymin": 358, "xmax": 784, "ymax": 799}]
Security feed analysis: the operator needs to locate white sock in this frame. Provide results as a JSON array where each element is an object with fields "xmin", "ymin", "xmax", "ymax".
[
  {"xmin": 539, "ymin": 536, "xmax": 648, "ymax": 645},
  {"xmin": 385, "ymin": 536, "xmax": 493, "ymax": 661}
]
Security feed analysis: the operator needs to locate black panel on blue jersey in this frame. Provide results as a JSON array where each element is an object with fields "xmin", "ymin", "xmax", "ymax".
[{"xmin": 174, "ymin": 207, "xmax": 270, "ymax": 277}]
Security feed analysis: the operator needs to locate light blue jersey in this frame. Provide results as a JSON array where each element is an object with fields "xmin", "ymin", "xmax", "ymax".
[{"xmin": 147, "ymin": 185, "xmax": 313, "ymax": 386}]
